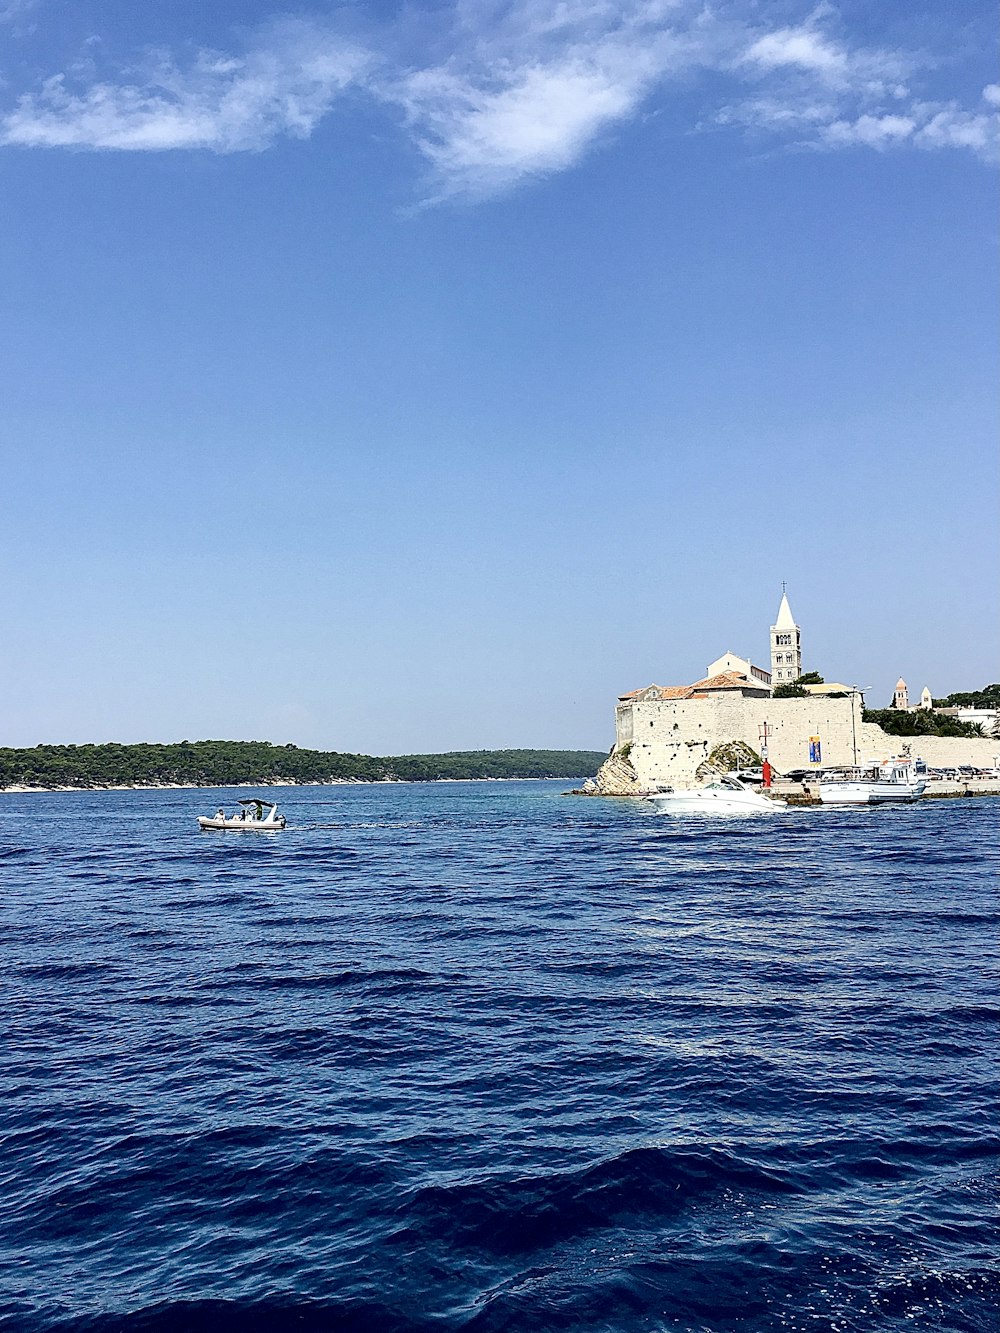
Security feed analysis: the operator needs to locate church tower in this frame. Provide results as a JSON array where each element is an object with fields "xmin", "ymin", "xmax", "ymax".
[{"xmin": 770, "ymin": 589, "xmax": 802, "ymax": 685}]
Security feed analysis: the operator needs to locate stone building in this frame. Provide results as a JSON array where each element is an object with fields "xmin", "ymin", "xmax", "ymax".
[
  {"xmin": 705, "ymin": 651, "xmax": 772, "ymax": 688},
  {"xmin": 597, "ymin": 687, "xmax": 997, "ymax": 794},
  {"xmin": 588, "ymin": 591, "xmax": 999, "ymax": 795},
  {"xmin": 612, "ymin": 685, "xmax": 864, "ymax": 790},
  {"xmin": 936, "ymin": 706, "xmax": 999, "ymax": 737},
  {"xmin": 892, "ymin": 679, "xmax": 935, "ymax": 713},
  {"xmin": 704, "ymin": 591, "xmax": 804, "ymax": 694},
  {"xmin": 770, "ymin": 592, "xmax": 802, "ymax": 685}
]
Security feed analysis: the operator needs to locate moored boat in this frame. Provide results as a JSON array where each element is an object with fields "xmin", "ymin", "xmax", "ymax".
[
  {"xmin": 198, "ymin": 798, "xmax": 286, "ymax": 830},
  {"xmin": 819, "ymin": 759, "xmax": 926, "ymax": 806}
]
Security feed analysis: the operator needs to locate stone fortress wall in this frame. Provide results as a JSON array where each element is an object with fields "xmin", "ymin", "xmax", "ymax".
[
  {"xmin": 615, "ymin": 693, "xmax": 862, "ymax": 791},
  {"xmin": 854, "ymin": 725, "xmax": 998, "ymax": 769},
  {"xmin": 602, "ymin": 693, "xmax": 998, "ymax": 795},
  {"xmin": 591, "ymin": 590, "xmax": 999, "ymax": 796}
]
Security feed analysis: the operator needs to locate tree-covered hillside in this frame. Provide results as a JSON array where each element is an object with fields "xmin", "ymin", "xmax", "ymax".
[
  {"xmin": 861, "ymin": 710, "xmax": 983, "ymax": 738},
  {"xmin": 932, "ymin": 684, "xmax": 1000, "ymax": 709},
  {"xmin": 0, "ymin": 742, "xmax": 608, "ymax": 790}
]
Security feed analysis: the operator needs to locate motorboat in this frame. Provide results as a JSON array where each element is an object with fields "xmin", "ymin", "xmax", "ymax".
[
  {"xmin": 645, "ymin": 774, "xmax": 785, "ymax": 815},
  {"xmin": 198, "ymin": 798, "xmax": 286, "ymax": 831},
  {"xmin": 819, "ymin": 759, "xmax": 927, "ymax": 806}
]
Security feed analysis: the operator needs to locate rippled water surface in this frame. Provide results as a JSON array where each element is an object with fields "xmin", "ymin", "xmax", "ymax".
[{"xmin": 1, "ymin": 783, "xmax": 997, "ymax": 1332}]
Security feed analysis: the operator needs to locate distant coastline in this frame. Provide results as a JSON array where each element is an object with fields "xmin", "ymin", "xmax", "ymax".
[
  {"xmin": 0, "ymin": 742, "xmax": 608, "ymax": 792},
  {"xmin": 1, "ymin": 777, "xmax": 589, "ymax": 794}
]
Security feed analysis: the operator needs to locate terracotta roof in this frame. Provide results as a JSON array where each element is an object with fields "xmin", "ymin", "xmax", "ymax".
[
  {"xmin": 619, "ymin": 671, "xmax": 771, "ymax": 703},
  {"xmin": 686, "ymin": 671, "xmax": 762, "ymax": 690},
  {"xmin": 618, "ymin": 683, "xmax": 693, "ymax": 701}
]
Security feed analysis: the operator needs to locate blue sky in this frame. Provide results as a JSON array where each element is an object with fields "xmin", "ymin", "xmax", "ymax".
[{"xmin": 0, "ymin": 1, "xmax": 996, "ymax": 752}]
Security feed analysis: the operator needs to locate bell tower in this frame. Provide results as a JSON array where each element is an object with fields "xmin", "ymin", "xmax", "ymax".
[{"xmin": 770, "ymin": 587, "xmax": 802, "ymax": 685}]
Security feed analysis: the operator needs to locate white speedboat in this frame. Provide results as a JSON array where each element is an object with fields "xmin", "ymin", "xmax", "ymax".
[
  {"xmin": 198, "ymin": 798, "xmax": 286, "ymax": 831},
  {"xmin": 645, "ymin": 774, "xmax": 785, "ymax": 815},
  {"xmin": 819, "ymin": 760, "xmax": 926, "ymax": 806}
]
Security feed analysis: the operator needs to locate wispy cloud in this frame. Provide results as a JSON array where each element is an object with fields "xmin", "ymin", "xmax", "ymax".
[
  {"xmin": 739, "ymin": 18, "xmax": 908, "ymax": 91},
  {"xmin": 381, "ymin": 1, "xmax": 735, "ymax": 198},
  {"xmin": 0, "ymin": 3, "xmax": 995, "ymax": 196},
  {"xmin": 0, "ymin": 0, "xmax": 38, "ymax": 22},
  {"xmin": 1, "ymin": 19, "xmax": 371, "ymax": 151},
  {"xmin": 820, "ymin": 90, "xmax": 1000, "ymax": 158}
]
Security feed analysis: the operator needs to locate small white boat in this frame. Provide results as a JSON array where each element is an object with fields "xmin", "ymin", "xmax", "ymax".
[
  {"xmin": 819, "ymin": 759, "xmax": 927, "ymax": 806},
  {"xmin": 645, "ymin": 774, "xmax": 785, "ymax": 815},
  {"xmin": 198, "ymin": 798, "xmax": 286, "ymax": 831}
]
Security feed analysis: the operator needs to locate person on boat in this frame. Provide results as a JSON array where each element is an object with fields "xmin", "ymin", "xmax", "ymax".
[{"xmin": 216, "ymin": 808, "xmax": 225, "ymax": 822}]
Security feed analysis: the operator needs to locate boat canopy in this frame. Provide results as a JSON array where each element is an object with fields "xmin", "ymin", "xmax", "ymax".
[{"xmin": 238, "ymin": 798, "xmax": 278, "ymax": 809}]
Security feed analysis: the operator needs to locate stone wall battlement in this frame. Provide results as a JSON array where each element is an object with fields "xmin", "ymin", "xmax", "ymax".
[{"xmin": 606, "ymin": 692, "xmax": 997, "ymax": 792}]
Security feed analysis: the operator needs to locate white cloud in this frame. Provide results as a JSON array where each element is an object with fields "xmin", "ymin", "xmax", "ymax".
[
  {"xmin": 738, "ymin": 14, "xmax": 911, "ymax": 97},
  {"xmin": 715, "ymin": 9, "xmax": 996, "ymax": 167},
  {"xmin": 0, "ymin": 0, "xmax": 38, "ymax": 21},
  {"xmin": 744, "ymin": 26, "xmax": 849, "ymax": 78},
  {"xmin": 1, "ymin": 20, "xmax": 370, "ymax": 151},
  {"xmin": 821, "ymin": 113, "xmax": 915, "ymax": 149},
  {"xmin": 0, "ymin": 3, "xmax": 995, "ymax": 195},
  {"xmin": 715, "ymin": 94, "xmax": 839, "ymax": 134},
  {"xmin": 381, "ymin": 3, "xmax": 720, "ymax": 198},
  {"xmin": 913, "ymin": 103, "xmax": 999, "ymax": 158},
  {"xmin": 396, "ymin": 61, "xmax": 639, "ymax": 194},
  {"xmin": 813, "ymin": 99, "xmax": 998, "ymax": 161}
]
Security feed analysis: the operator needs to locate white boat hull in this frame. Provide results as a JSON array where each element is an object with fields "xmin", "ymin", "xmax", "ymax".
[
  {"xmin": 197, "ymin": 816, "xmax": 286, "ymax": 831},
  {"xmin": 645, "ymin": 790, "xmax": 785, "ymax": 815},
  {"xmin": 819, "ymin": 780, "xmax": 926, "ymax": 806},
  {"xmin": 817, "ymin": 783, "xmax": 872, "ymax": 805},
  {"xmin": 870, "ymin": 780, "xmax": 926, "ymax": 803}
]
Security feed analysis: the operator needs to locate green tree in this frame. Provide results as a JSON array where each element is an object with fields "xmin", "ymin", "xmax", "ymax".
[
  {"xmin": 862, "ymin": 709, "xmax": 982, "ymax": 739},
  {"xmin": 773, "ymin": 671, "xmax": 824, "ymax": 698},
  {"xmin": 932, "ymin": 683, "xmax": 1000, "ymax": 709},
  {"xmin": 0, "ymin": 742, "xmax": 609, "ymax": 790}
]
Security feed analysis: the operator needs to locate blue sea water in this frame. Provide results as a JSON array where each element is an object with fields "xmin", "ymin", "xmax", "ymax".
[{"xmin": 0, "ymin": 782, "xmax": 997, "ymax": 1333}]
